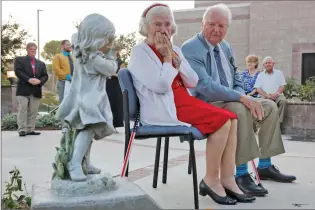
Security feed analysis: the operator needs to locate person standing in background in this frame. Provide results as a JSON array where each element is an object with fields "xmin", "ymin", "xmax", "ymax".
[
  {"xmin": 106, "ymin": 49, "xmax": 125, "ymax": 132},
  {"xmin": 14, "ymin": 42, "xmax": 48, "ymax": 137},
  {"xmin": 52, "ymin": 40, "xmax": 74, "ymax": 103}
]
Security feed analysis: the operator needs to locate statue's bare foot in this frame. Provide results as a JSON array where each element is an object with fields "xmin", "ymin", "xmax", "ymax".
[
  {"xmin": 68, "ymin": 163, "xmax": 87, "ymax": 181},
  {"xmin": 87, "ymin": 164, "xmax": 101, "ymax": 174}
]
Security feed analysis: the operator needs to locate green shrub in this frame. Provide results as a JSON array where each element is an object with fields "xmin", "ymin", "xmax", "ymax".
[
  {"xmin": 284, "ymin": 77, "xmax": 300, "ymax": 99},
  {"xmin": 1, "ymin": 167, "xmax": 31, "ymax": 209},
  {"xmin": 36, "ymin": 114, "xmax": 61, "ymax": 128},
  {"xmin": 1, "ymin": 113, "xmax": 61, "ymax": 130},
  {"xmin": 41, "ymin": 92, "xmax": 59, "ymax": 106},
  {"xmin": 1, "ymin": 73, "xmax": 11, "ymax": 87},
  {"xmin": 299, "ymin": 77, "xmax": 315, "ymax": 101},
  {"xmin": 1, "ymin": 113, "xmax": 18, "ymax": 130}
]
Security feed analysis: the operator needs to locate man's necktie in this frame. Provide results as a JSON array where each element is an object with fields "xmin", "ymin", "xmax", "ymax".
[
  {"xmin": 213, "ymin": 46, "xmax": 229, "ymax": 87},
  {"xmin": 68, "ymin": 55, "xmax": 74, "ymax": 76},
  {"xmin": 31, "ymin": 58, "xmax": 36, "ymax": 75}
]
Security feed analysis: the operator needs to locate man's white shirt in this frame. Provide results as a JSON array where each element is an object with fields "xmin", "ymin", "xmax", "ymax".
[{"xmin": 254, "ymin": 69, "xmax": 287, "ymax": 95}]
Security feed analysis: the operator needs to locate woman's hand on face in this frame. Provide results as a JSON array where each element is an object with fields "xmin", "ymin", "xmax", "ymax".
[
  {"xmin": 155, "ymin": 32, "xmax": 172, "ymax": 58},
  {"xmin": 163, "ymin": 34, "xmax": 173, "ymax": 53}
]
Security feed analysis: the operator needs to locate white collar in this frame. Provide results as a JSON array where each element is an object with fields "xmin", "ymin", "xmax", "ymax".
[
  {"xmin": 205, "ymin": 39, "xmax": 218, "ymax": 51},
  {"xmin": 264, "ymin": 69, "xmax": 275, "ymax": 75}
]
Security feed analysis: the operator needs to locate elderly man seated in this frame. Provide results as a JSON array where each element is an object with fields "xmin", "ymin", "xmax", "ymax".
[
  {"xmin": 254, "ymin": 56, "xmax": 287, "ymax": 127},
  {"xmin": 181, "ymin": 3, "xmax": 296, "ymax": 197}
]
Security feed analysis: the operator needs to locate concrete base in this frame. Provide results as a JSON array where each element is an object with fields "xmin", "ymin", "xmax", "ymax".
[
  {"xmin": 31, "ymin": 177, "xmax": 161, "ymax": 210},
  {"xmin": 50, "ymin": 173, "xmax": 117, "ymax": 197}
]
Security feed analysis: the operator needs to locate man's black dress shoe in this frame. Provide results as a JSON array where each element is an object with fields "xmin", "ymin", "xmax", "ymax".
[
  {"xmin": 258, "ymin": 165, "xmax": 296, "ymax": 183},
  {"xmin": 19, "ymin": 131, "xmax": 26, "ymax": 137},
  {"xmin": 27, "ymin": 131, "xmax": 41, "ymax": 135},
  {"xmin": 199, "ymin": 180, "xmax": 237, "ymax": 205},
  {"xmin": 235, "ymin": 173, "xmax": 268, "ymax": 196},
  {"xmin": 224, "ymin": 188, "xmax": 256, "ymax": 203}
]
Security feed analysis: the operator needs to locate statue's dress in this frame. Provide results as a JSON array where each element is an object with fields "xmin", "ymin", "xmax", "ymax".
[{"xmin": 56, "ymin": 52, "xmax": 117, "ymax": 140}]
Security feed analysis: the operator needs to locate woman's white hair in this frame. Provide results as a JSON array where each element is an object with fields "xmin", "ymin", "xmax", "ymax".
[
  {"xmin": 73, "ymin": 13, "xmax": 115, "ymax": 64},
  {"xmin": 139, "ymin": 3, "xmax": 177, "ymax": 37},
  {"xmin": 203, "ymin": 3, "xmax": 232, "ymax": 26}
]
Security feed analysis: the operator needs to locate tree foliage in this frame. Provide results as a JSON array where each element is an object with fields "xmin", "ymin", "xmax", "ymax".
[
  {"xmin": 73, "ymin": 19, "xmax": 81, "ymax": 29},
  {"xmin": 1, "ymin": 15, "xmax": 30, "ymax": 73},
  {"xmin": 41, "ymin": 40, "xmax": 62, "ymax": 62},
  {"xmin": 113, "ymin": 32, "xmax": 137, "ymax": 64},
  {"xmin": 46, "ymin": 63, "xmax": 53, "ymax": 73},
  {"xmin": 68, "ymin": 23, "xmax": 138, "ymax": 65}
]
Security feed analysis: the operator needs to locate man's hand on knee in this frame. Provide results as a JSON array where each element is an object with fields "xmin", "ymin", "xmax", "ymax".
[{"xmin": 240, "ymin": 95, "xmax": 264, "ymax": 120}]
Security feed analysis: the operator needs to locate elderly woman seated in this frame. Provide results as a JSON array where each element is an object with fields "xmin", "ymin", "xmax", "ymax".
[
  {"xmin": 242, "ymin": 55, "xmax": 261, "ymax": 97},
  {"xmin": 127, "ymin": 3, "xmax": 255, "ymax": 205}
]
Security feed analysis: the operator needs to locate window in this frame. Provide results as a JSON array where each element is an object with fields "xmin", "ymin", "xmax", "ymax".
[{"xmin": 302, "ymin": 53, "xmax": 315, "ymax": 84}]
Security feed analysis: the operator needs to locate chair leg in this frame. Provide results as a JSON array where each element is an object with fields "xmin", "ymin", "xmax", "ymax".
[
  {"xmin": 162, "ymin": 137, "xmax": 169, "ymax": 184},
  {"xmin": 153, "ymin": 137, "xmax": 162, "ymax": 188},
  {"xmin": 188, "ymin": 150, "xmax": 192, "ymax": 175},
  {"xmin": 189, "ymin": 137, "xmax": 199, "ymax": 209}
]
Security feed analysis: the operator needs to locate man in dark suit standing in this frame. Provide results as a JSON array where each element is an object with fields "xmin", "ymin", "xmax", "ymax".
[{"xmin": 14, "ymin": 42, "xmax": 48, "ymax": 136}]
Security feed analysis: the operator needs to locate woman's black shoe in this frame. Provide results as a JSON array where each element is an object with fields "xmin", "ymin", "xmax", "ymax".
[
  {"xmin": 225, "ymin": 188, "xmax": 256, "ymax": 203},
  {"xmin": 199, "ymin": 180, "xmax": 237, "ymax": 205}
]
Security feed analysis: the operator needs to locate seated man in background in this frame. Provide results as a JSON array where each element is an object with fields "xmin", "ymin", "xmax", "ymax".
[{"xmin": 254, "ymin": 56, "xmax": 287, "ymax": 127}]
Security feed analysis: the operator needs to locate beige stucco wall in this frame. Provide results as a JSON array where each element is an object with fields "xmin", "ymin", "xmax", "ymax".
[
  {"xmin": 249, "ymin": 1, "xmax": 315, "ymax": 81},
  {"xmin": 173, "ymin": 1, "xmax": 315, "ymax": 83},
  {"xmin": 194, "ymin": 0, "xmax": 249, "ymax": 8},
  {"xmin": 173, "ymin": 3, "xmax": 251, "ymax": 71}
]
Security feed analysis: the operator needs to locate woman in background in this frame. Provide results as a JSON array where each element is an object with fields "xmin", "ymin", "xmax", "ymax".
[{"xmin": 241, "ymin": 55, "xmax": 260, "ymax": 98}]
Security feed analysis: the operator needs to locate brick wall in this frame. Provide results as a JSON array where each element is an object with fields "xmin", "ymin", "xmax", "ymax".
[
  {"xmin": 173, "ymin": 3, "xmax": 251, "ymax": 71},
  {"xmin": 173, "ymin": 1, "xmax": 315, "ymax": 82},
  {"xmin": 224, "ymin": 5, "xmax": 250, "ymax": 71},
  {"xmin": 283, "ymin": 102, "xmax": 315, "ymax": 138},
  {"xmin": 249, "ymin": 1, "xmax": 315, "ymax": 79},
  {"xmin": 194, "ymin": 0, "xmax": 249, "ymax": 9},
  {"xmin": 291, "ymin": 43, "xmax": 315, "ymax": 83}
]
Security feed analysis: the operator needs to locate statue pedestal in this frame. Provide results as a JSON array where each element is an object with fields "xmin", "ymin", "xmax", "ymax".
[{"xmin": 31, "ymin": 176, "xmax": 161, "ymax": 210}]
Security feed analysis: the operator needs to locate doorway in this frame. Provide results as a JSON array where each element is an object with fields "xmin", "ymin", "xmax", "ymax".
[{"xmin": 301, "ymin": 53, "xmax": 315, "ymax": 84}]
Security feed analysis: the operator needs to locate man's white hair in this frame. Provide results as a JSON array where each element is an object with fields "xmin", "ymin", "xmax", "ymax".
[
  {"xmin": 263, "ymin": 56, "xmax": 274, "ymax": 64},
  {"xmin": 202, "ymin": 3, "xmax": 232, "ymax": 25},
  {"xmin": 139, "ymin": 4, "xmax": 177, "ymax": 37}
]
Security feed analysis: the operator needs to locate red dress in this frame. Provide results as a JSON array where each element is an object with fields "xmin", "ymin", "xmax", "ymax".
[{"xmin": 148, "ymin": 44, "xmax": 237, "ymax": 135}]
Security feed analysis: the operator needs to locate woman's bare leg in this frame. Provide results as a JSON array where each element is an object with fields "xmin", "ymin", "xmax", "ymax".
[
  {"xmin": 220, "ymin": 119, "xmax": 243, "ymax": 194},
  {"xmin": 203, "ymin": 119, "xmax": 231, "ymax": 196}
]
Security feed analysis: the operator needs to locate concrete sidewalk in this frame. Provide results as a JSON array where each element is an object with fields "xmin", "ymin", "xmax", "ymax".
[{"xmin": 2, "ymin": 129, "xmax": 315, "ymax": 209}]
